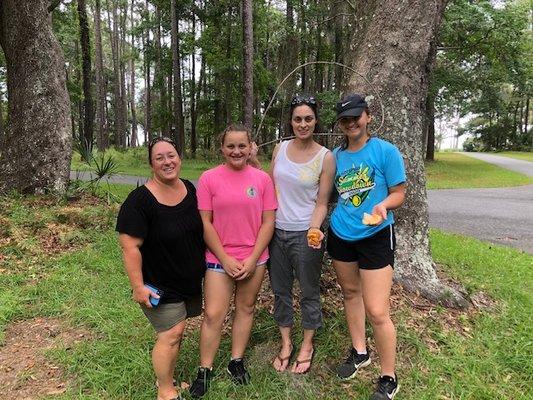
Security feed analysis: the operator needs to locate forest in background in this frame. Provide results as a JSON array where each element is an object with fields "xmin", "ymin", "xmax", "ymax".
[{"xmin": 0, "ymin": 0, "xmax": 530, "ymax": 159}]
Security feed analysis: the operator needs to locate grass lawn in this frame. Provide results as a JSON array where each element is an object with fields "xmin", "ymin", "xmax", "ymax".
[
  {"xmin": 425, "ymin": 152, "xmax": 533, "ymax": 189},
  {"xmin": 1, "ymin": 185, "xmax": 531, "ymax": 399},
  {"xmin": 73, "ymin": 148, "xmax": 533, "ymax": 189},
  {"xmin": 493, "ymin": 151, "xmax": 533, "ymax": 162}
]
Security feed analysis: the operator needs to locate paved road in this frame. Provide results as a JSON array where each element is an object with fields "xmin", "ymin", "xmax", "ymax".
[
  {"xmin": 428, "ymin": 185, "xmax": 533, "ymax": 254},
  {"xmin": 462, "ymin": 152, "xmax": 533, "ymax": 177},
  {"xmin": 71, "ymin": 154, "xmax": 533, "ymax": 254}
]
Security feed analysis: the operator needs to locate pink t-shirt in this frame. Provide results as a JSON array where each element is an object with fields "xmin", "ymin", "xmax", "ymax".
[{"xmin": 197, "ymin": 164, "xmax": 278, "ymax": 264}]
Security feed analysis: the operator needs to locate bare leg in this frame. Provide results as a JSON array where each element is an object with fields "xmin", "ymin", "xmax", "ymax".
[
  {"xmin": 199, "ymin": 271, "xmax": 234, "ymax": 367},
  {"xmin": 231, "ymin": 267, "xmax": 266, "ymax": 358},
  {"xmin": 272, "ymin": 325, "xmax": 292, "ymax": 372},
  {"xmin": 153, "ymin": 320, "xmax": 185, "ymax": 400},
  {"xmin": 291, "ymin": 329, "xmax": 315, "ymax": 373},
  {"xmin": 360, "ymin": 266, "xmax": 395, "ymax": 376},
  {"xmin": 333, "ymin": 260, "xmax": 367, "ymax": 352}
]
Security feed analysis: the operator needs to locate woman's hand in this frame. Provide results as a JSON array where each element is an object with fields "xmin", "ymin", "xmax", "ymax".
[
  {"xmin": 132, "ymin": 284, "xmax": 157, "ymax": 308},
  {"xmin": 371, "ymin": 203, "xmax": 388, "ymax": 221},
  {"xmin": 221, "ymin": 255, "xmax": 244, "ymax": 278},
  {"xmin": 234, "ymin": 257, "xmax": 257, "ymax": 280},
  {"xmin": 307, "ymin": 228, "xmax": 324, "ymax": 249}
]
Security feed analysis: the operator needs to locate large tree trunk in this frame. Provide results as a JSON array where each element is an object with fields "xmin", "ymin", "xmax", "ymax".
[
  {"xmin": 170, "ymin": 0, "xmax": 184, "ymax": 153},
  {"xmin": 347, "ymin": 0, "xmax": 467, "ymax": 307},
  {"xmin": 242, "ymin": 0, "xmax": 254, "ymax": 130},
  {"xmin": 0, "ymin": 0, "xmax": 72, "ymax": 194},
  {"xmin": 94, "ymin": 0, "xmax": 108, "ymax": 150},
  {"xmin": 77, "ymin": 0, "xmax": 94, "ymax": 152}
]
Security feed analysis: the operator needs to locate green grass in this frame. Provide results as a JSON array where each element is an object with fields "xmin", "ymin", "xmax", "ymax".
[
  {"xmin": 494, "ymin": 151, "xmax": 533, "ymax": 162},
  {"xmin": 426, "ymin": 152, "xmax": 533, "ymax": 189},
  {"xmin": 71, "ymin": 148, "xmax": 270, "ymax": 180},
  {"xmin": 1, "ymin": 185, "xmax": 532, "ymax": 399}
]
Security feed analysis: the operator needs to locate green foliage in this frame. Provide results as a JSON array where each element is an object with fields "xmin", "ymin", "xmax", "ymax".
[{"xmin": 435, "ymin": 0, "xmax": 532, "ymax": 151}]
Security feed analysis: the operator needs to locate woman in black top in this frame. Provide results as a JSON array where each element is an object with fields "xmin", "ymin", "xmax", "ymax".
[{"xmin": 116, "ymin": 137, "xmax": 205, "ymax": 400}]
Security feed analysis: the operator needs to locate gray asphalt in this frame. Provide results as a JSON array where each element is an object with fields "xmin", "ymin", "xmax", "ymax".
[
  {"xmin": 71, "ymin": 153, "xmax": 533, "ymax": 254},
  {"xmin": 428, "ymin": 185, "xmax": 533, "ymax": 254},
  {"xmin": 462, "ymin": 152, "xmax": 533, "ymax": 177}
]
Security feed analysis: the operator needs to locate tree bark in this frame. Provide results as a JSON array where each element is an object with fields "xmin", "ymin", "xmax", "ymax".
[
  {"xmin": 242, "ymin": 0, "xmax": 254, "ymax": 130},
  {"xmin": 107, "ymin": 0, "xmax": 127, "ymax": 147},
  {"xmin": 129, "ymin": 0, "xmax": 137, "ymax": 147},
  {"xmin": 143, "ymin": 0, "xmax": 152, "ymax": 142},
  {"xmin": 346, "ymin": 0, "xmax": 467, "ymax": 307},
  {"xmin": 171, "ymin": 0, "xmax": 184, "ymax": 153},
  {"xmin": 94, "ymin": 0, "xmax": 108, "ymax": 150},
  {"xmin": 0, "ymin": 0, "xmax": 72, "ymax": 194},
  {"xmin": 77, "ymin": 0, "xmax": 94, "ymax": 151},
  {"xmin": 190, "ymin": 13, "xmax": 198, "ymax": 157}
]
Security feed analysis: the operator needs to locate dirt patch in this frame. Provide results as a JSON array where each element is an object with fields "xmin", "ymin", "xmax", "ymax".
[{"xmin": 0, "ymin": 317, "xmax": 91, "ymax": 400}]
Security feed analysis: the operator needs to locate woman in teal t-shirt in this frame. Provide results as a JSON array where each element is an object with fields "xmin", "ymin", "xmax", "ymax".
[{"xmin": 327, "ymin": 93, "xmax": 406, "ymax": 400}]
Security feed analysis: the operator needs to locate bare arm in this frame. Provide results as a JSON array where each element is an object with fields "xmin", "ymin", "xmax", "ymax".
[
  {"xmin": 237, "ymin": 209, "xmax": 276, "ymax": 280},
  {"xmin": 308, "ymin": 151, "xmax": 336, "ymax": 248},
  {"xmin": 268, "ymin": 143, "xmax": 281, "ymax": 180},
  {"xmin": 199, "ymin": 210, "xmax": 243, "ymax": 277},
  {"xmin": 118, "ymin": 233, "xmax": 156, "ymax": 307},
  {"xmin": 372, "ymin": 183, "xmax": 407, "ymax": 220}
]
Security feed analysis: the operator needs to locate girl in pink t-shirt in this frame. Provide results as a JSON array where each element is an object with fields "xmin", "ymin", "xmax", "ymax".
[{"xmin": 190, "ymin": 124, "xmax": 277, "ymax": 397}]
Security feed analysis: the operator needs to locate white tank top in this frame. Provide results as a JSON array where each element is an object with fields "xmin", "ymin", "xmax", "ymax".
[{"xmin": 273, "ymin": 140, "xmax": 329, "ymax": 231}]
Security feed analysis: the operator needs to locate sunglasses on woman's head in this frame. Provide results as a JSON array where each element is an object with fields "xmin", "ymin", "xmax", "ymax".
[
  {"xmin": 148, "ymin": 136, "xmax": 176, "ymax": 148},
  {"xmin": 291, "ymin": 95, "xmax": 317, "ymax": 106}
]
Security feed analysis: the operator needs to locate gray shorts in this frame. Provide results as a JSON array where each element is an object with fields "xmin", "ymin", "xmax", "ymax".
[{"xmin": 140, "ymin": 294, "xmax": 202, "ymax": 332}]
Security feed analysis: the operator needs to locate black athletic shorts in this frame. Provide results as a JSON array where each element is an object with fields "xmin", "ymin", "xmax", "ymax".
[{"xmin": 326, "ymin": 224, "xmax": 396, "ymax": 270}]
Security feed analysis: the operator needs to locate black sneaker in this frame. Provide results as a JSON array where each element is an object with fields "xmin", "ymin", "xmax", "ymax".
[
  {"xmin": 227, "ymin": 358, "xmax": 251, "ymax": 385},
  {"xmin": 336, "ymin": 348, "xmax": 371, "ymax": 379},
  {"xmin": 189, "ymin": 367, "xmax": 212, "ymax": 398},
  {"xmin": 370, "ymin": 375, "xmax": 400, "ymax": 400}
]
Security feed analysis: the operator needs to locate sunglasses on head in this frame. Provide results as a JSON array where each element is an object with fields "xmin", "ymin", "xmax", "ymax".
[
  {"xmin": 291, "ymin": 95, "xmax": 317, "ymax": 106},
  {"xmin": 148, "ymin": 136, "xmax": 176, "ymax": 148}
]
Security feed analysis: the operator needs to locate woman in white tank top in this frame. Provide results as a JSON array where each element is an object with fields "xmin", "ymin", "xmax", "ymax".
[{"xmin": 269, "ymin": 95, "xmax": 335, "ymax": 373}]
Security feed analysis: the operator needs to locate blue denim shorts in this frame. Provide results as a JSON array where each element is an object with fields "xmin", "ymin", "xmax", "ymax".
[{"xmin": 206, "ymin": 260, "xmax": 267, "ymax": 274}]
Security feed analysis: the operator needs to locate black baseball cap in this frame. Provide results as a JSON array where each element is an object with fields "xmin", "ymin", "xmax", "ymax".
[{"xmin": 336, "ymin": 94, "xmax": 368, "ymax": 121}]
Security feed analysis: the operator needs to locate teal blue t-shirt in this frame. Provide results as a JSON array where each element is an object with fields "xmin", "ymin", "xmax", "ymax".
[{"xmin": 330, "ymin": 137, "xmax": 406, "ymax": 241}]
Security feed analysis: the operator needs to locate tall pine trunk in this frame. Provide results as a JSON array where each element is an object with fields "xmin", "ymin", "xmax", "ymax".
[
  {"xmin": 77, "ymin": 0, "xmax": 94, "ymax": 153},
  {"xmin": 242, "ymin": 0, "xmax": 254, "ymax": 130},
  {"xmin": 0, "ymin": 0, "xmax": 72, "ymax": 194},
  {"xmin": 94, "ymin": 0, "xmax": 108, "ymax": 150},
  {"xmin": 171, "ymin": 0, "xmax": 184, "ymax": 153},
  {"xmin": 346, "ymin": 0, "xmax": 467, "ymax": 307},
  {"xmin": 129, "ymin": 0, "xmax": 137, "ymax": 147}
]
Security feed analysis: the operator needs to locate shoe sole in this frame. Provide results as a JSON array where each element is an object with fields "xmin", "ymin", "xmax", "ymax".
[
  {"xmin": 226, "ymin": 368, "xmax": 250, "ymax": 385},
  {"xmin": 390, "ymin": 383, "xmax": 400, "ymax": 399},
  {"xmin": 338, "ymin": 357, "xmax": 372, "ymax": 380}
]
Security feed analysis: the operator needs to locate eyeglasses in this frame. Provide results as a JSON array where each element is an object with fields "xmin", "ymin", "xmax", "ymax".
[
  {"xmin": 148, "ymin": 136, "xmax": 176, "ymax": 148},
  {"xmin": 291, "ymin": 95, "xmax": 317, "ymax": 106}
]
